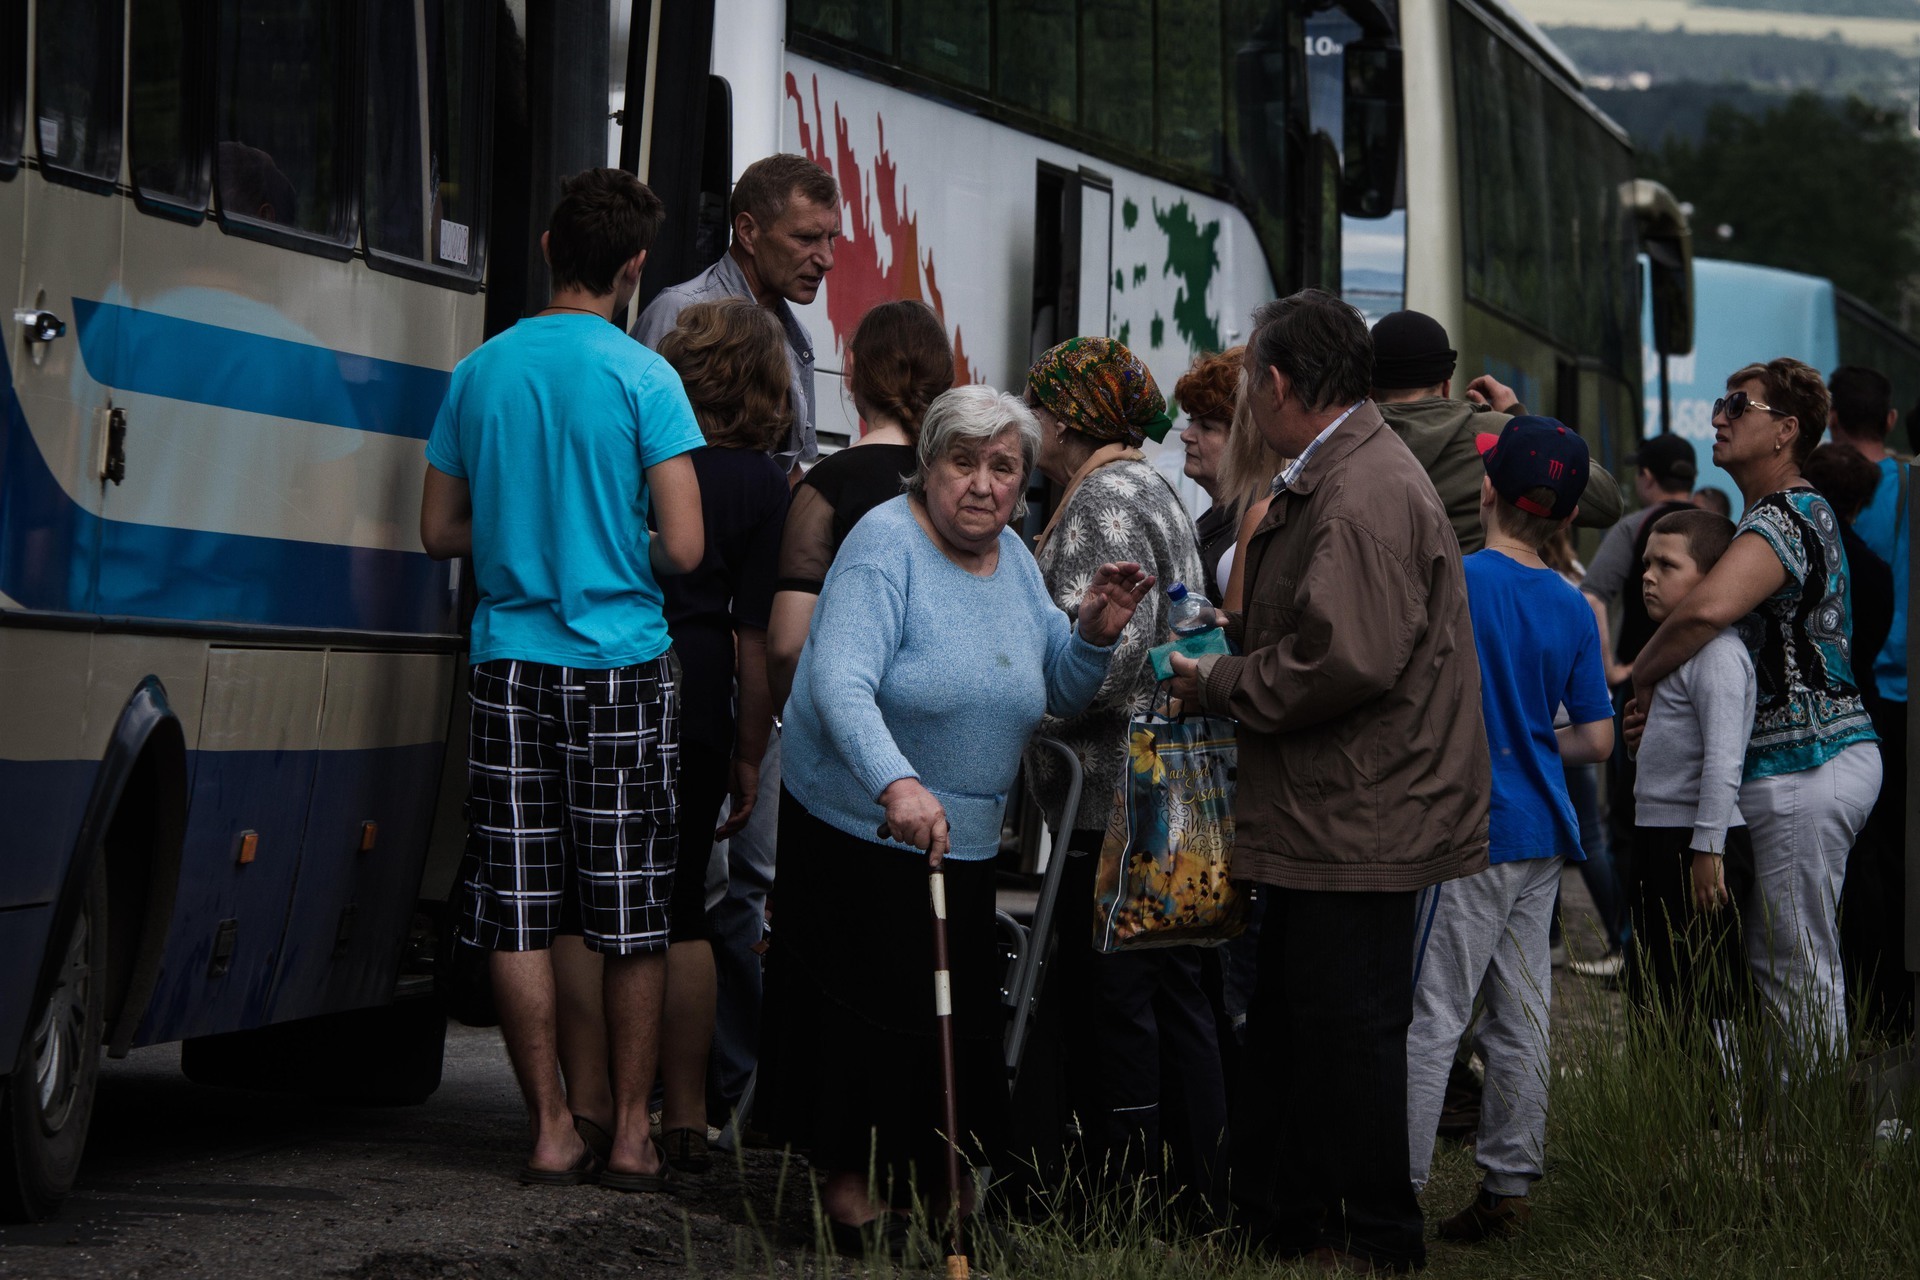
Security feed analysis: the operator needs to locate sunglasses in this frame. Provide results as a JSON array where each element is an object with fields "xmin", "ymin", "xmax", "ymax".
[{"xmin": 1712, "ymin": 390, "xmax": 1787, "ymax": 421}]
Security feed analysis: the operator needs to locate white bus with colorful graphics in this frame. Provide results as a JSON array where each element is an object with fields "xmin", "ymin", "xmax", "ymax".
[{"xmin": 634, "ymin": 0, "xmax": 1368, "ymax": 516}]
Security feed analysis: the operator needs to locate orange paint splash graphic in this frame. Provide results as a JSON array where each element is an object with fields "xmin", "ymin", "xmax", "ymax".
[{"xmin": 786, "ymin": 72, "xmax": 980, "ymax": 391}]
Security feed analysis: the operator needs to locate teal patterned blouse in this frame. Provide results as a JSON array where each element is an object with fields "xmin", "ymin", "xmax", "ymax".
[{"xmin": 1734, "ymin": 488, "xmax": 1878, "ymax": 780}]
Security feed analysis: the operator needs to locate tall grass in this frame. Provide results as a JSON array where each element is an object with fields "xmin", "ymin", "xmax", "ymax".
[{"xmin": 710, "ymin": 992, "xmax": 1918, "ymax": 1279}]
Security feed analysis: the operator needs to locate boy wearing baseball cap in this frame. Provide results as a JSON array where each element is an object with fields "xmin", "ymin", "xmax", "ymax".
[{"xmin": 1405, "ymin": 417, "xmax": 1618, "ymax": 1241}]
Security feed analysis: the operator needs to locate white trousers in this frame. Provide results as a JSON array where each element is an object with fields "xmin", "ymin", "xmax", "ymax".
[{"xmin": 1738, "ymin": 741, "xmax": 1882, "ymax": 1061}]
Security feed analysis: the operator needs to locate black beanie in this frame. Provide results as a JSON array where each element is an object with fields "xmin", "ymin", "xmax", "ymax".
[{"xmin": 1371, "ymin": 310, "xmax": 1458, "ymax": 390}]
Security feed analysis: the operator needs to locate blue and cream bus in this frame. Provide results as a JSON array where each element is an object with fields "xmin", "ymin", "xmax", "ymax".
[{"xmin": 0, "ymin": 0, "xmax": 665, "ymax": 1220}]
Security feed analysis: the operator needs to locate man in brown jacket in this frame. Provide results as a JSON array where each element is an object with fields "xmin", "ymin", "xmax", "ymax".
[{"xmin": 1170, "ymin": 290, "xmax": 1491, "ymax": 1273}]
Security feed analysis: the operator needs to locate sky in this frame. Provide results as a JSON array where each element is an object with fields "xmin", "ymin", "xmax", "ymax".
[{"xmin": 1507, "ymin": 0, "xmax": 1920, "ymax": 51}]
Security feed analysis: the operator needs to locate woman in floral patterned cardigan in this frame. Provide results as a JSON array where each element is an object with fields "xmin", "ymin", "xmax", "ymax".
[{"xmin": 1020, "ymin": 336, "xmax": 1228, "ymax": 1215}]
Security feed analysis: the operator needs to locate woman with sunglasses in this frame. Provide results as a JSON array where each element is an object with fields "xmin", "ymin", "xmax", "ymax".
[{"xmin": 1628, "ymin": 359, "xmax": 1882, "ymax": 1068}]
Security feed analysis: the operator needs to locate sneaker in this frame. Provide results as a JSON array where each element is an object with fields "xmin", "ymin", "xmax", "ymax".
[
  {"xmin": 1436, "ymin": 1189, "xmax": 1531, "ymax": 1243},
  {"xmin": 1569, "ymin": 950, "xmax": 1625, "ymax": 979}
]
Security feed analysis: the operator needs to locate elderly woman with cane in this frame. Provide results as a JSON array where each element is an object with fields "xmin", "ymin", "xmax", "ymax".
[{"xmin": 755, "ymin": 385, "xmax": 1152, "ymax": 1260}]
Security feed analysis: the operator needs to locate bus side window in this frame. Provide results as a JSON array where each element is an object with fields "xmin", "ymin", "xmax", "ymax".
[
  {"xmin": 214, "ymin": 0, "xmax": 353, "ymax": 249},
  {"xmin": 901, "ymin": 1, "xmax": 987, "ymax": 91},
  {"xmin": 1080, "ymin": 1, "xmax": 1152, "ymax": 150},
  {"xmin": 130, "ymin": 0, "xmax": 214, "ymax": 220},
  {"xmin": 35, "ymin": 0, "xmax": 125, "ymax": 192},
  {"xmin": 364, "ymin": 0, "xmax": 492, "ymax": 285},
  {"xmin": 996, "ymin": 1, "xmax": 1074, "ymax": 125},
  {"xmin": 0, "ymin": 0, "xmax": 23, "ymax": 176}
]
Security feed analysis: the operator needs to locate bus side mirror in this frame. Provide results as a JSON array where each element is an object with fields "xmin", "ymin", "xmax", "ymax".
[
  {"xmin": 1624, "ymin": 178, "xmax": 1696, "ymax": 358},
  {"xmin": 1341, "ymin": 38, "xmax": 1401, "ymax": 219}
]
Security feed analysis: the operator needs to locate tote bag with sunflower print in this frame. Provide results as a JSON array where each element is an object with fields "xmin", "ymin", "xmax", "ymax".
[{"xmin": 1092, "ymin": 708, "xmax": 1247, "ymax": 952}]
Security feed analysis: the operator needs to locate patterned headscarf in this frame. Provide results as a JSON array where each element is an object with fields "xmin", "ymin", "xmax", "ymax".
[{"xmin": 1025, "ymin": 337, "xmax": 1173, "ymax": 446}]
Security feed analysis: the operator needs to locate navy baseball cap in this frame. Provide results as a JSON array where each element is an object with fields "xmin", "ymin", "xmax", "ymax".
[{"xmin": 1475, "ymin": 416, "xmax": 1590, "ymax": 521}]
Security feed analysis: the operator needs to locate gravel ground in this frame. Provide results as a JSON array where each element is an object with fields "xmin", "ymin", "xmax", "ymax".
[{"xmin": 0, "ymin": 868, "xmax": 1620, "ymax": 1278}]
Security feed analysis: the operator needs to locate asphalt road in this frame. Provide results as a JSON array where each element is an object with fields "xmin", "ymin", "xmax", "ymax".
[{"xmin": 0, "ymin": 1026, "xmax": 814, "ymax": 1279}]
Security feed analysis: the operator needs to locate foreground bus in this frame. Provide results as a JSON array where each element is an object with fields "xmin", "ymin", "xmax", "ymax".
[{"xmin": 0, "ymin": 0, "xmax": 653, "ymax": 1220}]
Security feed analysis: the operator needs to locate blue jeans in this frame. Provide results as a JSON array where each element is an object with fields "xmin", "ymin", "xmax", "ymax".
[{"xmin": 708, "ymin": 733, "xmax": 781, "ymax": 1118}]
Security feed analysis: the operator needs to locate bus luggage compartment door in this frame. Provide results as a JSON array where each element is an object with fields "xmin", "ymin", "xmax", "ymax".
[
  {"xmin": 132, "ymin": 648, "xmax": 324, "ymax": 1046},
  {"xmin": 265, "ymin": 651, "xmax": 455, "ymax": 1025}
]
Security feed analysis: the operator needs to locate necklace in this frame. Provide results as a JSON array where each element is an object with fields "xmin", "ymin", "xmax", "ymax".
[
  {"xmin": 539, "ymin": 304, "xmax": 606, "ymax": 319},
  {"xmin": 1486, "ymin": 538, "xmax": 1544, "ymax": 566}
]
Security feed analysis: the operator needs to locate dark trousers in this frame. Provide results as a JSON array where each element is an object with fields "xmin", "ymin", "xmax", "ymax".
[
  {"xmin": 1629, "ymin": 825, "xmax": 1754, "ymax": 1022},
  {"xmin": 1844, "ymin": 699, "xmax": 1912, "ymax": 1042},
  {"xmin": 1234, "ymin": 885, "xmax": 1424, "ymax": 1271},
  {"xmin": 1052, "ymin": 835, "xmax": 1230, "ymax": 1211}
]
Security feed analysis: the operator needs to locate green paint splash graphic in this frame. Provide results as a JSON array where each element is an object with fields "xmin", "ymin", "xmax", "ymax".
[
  {"xmin": 1150, "ymin": 314, "xmax": 1165, "ymax": 349},
  {"xmin": 1114, "ymin": 268, "xmax": 1125, "ymax": 294},
  {"xmin": 1117, "ymin": 320, "xmax": 1132, "ymax": 347},
  {"xmin": 1122, "ymin": 198, "xmax": 1139, "ymax": 230},
  {"xmin": 1132, "ymin": 264, "xmax": 1148, "ymax": 286},
  {"xmin": 1153, "ymin": 200, "xmax": 1222, "ymax": 354}
]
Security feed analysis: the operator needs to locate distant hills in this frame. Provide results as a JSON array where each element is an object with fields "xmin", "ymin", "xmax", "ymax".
[{"xmin": 1500, "ymin": 2, "xmax": 1920, "ymax": 148}]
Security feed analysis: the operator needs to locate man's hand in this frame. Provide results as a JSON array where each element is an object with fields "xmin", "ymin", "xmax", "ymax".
[
  {"xmin": 1168, "ymin": 652, "xmax": 1203, "ymax": 708},
  {"xmin": 716, "ymin": 759, "xmax": 760, "ymax": 839},
  {"xmin": 1077, "ymin": 562, "xmax": 1156, "ymax": 647},
  {"xmin": 877, "ymin": 777, "xmax": 949, "ymax": 859},
  {"xmin": 1466, "ymin": 374, "xmax": 1521, "ymax": 413},
  {"xmin": 1691, "ymin": 852, "xmax": 1727, "ymax": 913}
]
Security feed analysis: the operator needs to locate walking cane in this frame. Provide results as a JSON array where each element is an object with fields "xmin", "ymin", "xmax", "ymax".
[{"xmin": 926, "ymin": 828, "xmax": 970, "ymax": 1278}]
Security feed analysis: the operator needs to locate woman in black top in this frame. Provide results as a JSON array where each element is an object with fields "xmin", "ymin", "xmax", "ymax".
[
  {"xmin": 766, "ymin": 300, "xmax": 956, "ymax": 708},
  {"xmin": 647, "ymin": 299, "xmax": 793, "ymax": 1170}
]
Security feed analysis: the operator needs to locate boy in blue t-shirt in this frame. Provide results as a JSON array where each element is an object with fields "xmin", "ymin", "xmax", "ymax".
[
  {"xmin": 420, "ymin": 169, "xmax": 707, "ymax": 1191},
  {"xmin": 1406, "ymin": 417, "xmax": 1616, "ymax": 1242}
]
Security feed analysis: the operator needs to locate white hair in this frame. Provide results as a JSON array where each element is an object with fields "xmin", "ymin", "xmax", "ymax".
[{"xmin": 907, "ymin": 385, "xmax": 1043, "ymax": 521}]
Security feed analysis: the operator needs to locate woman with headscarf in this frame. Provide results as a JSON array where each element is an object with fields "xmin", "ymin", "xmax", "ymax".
[{"xmin": 1020, "ymin": 337, "xmax": 1227, "ymax": 1214}]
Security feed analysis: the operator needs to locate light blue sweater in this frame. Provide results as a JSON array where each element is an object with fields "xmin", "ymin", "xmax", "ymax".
[{"xmin": 783, "ymin": 496, "xmax": 1114, "ymax": 860}]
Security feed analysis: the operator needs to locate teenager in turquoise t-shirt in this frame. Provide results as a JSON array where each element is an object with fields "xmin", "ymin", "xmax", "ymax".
[
  {"xmin": 425, "ymin": 316, "xmax": 704, "ymax": 668},
  {"xmin": 418, "ymin": 169, "xmax": 705, "ymax": 1195}
]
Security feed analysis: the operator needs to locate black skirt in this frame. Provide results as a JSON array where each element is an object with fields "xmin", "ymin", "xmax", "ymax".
[{"xmin": 756, "ymin": 788, "xmax": 1010, "ymax": 1197}]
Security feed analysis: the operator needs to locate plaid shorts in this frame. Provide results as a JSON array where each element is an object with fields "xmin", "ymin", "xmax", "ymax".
[{"xmin": 460, "ymin": 656, "xmax": 680, "ymax": 955}]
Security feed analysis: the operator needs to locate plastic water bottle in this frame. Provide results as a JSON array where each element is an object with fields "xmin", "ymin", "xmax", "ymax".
[{"xmin": 1167, "ymin": 582, "xmax": 1217, "ymax": 637}]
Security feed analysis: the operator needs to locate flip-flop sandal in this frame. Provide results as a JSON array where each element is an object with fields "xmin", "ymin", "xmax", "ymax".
[
  {"xmin": 573, "ymin": 1115, "xmax": 615, "ymax": 1163},
  {"xmin": 598, "ymin": 1142, "xmax": 673, "ymax": 1193},
  {"xmin": 660, "ymin": 1126, "xmax": 710, "ymax": 1174},
  {"xmin": 517, "ymin": 1146, "xmax": 603, "ymax": 1187}
]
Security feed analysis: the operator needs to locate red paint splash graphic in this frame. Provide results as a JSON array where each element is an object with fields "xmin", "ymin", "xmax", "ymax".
[{"xmin": 786, "ymin": 72, "xmax": 980, "ymax": 395}]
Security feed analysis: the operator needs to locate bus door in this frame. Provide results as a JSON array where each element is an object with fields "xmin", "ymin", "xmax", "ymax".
[
  {"xmin": 1029, "ymin": 163, "xmax": 1114, "ymax": 364},
  {"xmin": 0, "ymin": 3, "xmax": 20, "ymax": 337},
  {"xmin": 12, "ymin": 1, "xmax": 127, "ymax": 616}
]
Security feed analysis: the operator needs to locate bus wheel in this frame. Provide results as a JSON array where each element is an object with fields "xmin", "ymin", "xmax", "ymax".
[{"xmin": 0, "ymin": 860, "xmax": 106, "ymax": 1223}]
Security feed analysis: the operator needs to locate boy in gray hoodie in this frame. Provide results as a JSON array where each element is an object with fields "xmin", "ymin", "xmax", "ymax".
[{"xmin": 1631, "ymin": 508, "xmax": 1757, "ymax": 1016}]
